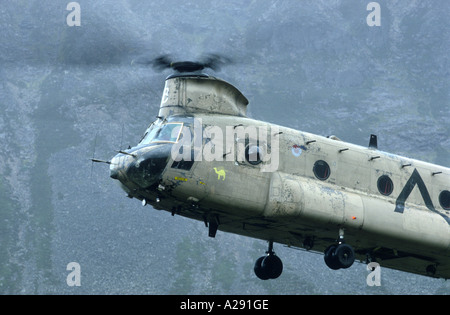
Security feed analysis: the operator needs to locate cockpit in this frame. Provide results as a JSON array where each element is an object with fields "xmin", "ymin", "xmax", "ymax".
[{"xmin": 139, "ymin": 121, "xmax": 184, "ymax": 145}]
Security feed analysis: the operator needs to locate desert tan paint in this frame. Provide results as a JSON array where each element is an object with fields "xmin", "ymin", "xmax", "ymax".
[{"xmin": 154, "ymin": 76, "xmax": 450, "ymax": 279}]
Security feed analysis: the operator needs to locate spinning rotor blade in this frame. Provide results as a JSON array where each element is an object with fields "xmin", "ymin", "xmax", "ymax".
[{"xmin": 133, "ymin": 53, "xmax": 234, "ymax": 73}]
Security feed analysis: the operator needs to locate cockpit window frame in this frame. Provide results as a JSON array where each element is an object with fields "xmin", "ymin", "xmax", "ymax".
[{"xmin": 140, "ymin": 122, "xmax": 184, "ymax": 145}]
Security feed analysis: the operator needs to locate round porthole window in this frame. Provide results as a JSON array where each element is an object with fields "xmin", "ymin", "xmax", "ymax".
[
  {"xmin": 313, "ymin": 160, "xmax": 330, "ymax": 180},
  {"xmin": 377, "ymin": 175, "xmax": 394, "ymax": 196},
  {"xmin": 245, "ymin": 145, "xmax": 263, "ymax": 165},
  {"xmin": 439, "ymin": 190, "xmax": 450, "ymax": 210}
]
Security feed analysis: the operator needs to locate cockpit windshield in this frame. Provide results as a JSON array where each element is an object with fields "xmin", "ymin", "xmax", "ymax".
[{"xmin": 140, "ymin": 122, "xmax": 183, "ymax": 145}]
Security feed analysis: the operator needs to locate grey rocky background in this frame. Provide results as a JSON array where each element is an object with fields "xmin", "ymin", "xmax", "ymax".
[{"xmin": 0, "ymin": 0, "xmax": 449, "ymax": 294}]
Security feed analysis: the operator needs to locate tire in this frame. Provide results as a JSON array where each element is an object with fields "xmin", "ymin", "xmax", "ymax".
[
  {"xmin": 324, "ymin": 245, "xmax": 341, "ymax": 270},
  {"xmin": 254, "ymin": 256, "xmax": 270, "ymax": 280},
  {"xmin": 334, "ymin": 244, "xmax": 355, "ymax": 269},
  {"xmin": 262, "ymin": 254, "xmax": 283, "ymax": 279}
]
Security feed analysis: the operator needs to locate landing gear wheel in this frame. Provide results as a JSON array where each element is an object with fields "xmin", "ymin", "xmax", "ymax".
[
  {"xmin": 324, "ymin": 244, "xmax": 340, "ymax": 270},
  {"xmin": 324, "ymin": 243, "xmax": 355, "ymax": 270},
  {"xmin": 262, "ymin": 254, "xmax": 283, "ymax": 279},
  {"xmin": 254, "ymin": 254, "xmax": 283, "ymax": 280},
  {"xmin": 253, "ymin": 241, "xmax": 283, "ymax": 280},
  {"xmin": 334, "ymin": 243, "xmax": 355, "ymax": 269},
  {"xmin": 254, "ymin": 256, "xmax": 270, "ymax": 280}
]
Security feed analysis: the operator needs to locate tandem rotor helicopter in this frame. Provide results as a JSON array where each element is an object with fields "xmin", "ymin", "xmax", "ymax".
[{"xmin": 93, "ymin": 54, "xmax": 450, "ymax": 280}]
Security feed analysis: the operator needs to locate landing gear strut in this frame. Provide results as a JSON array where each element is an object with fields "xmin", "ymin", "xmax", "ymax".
[
  {"xmin": 324, "ymin": 229, "xmax": 355, "ymax": 270},
  {"xmin": 254, "ymin": 241, "xmax": 283, "ymax": 280}
]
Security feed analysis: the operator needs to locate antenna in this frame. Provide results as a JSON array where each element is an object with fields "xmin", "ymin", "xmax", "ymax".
[
  {"xmin": 119, "ymin": 123, "xmax": 124, "ymax": 151},
  {"xmin": 90, "ymin": 132, "xmax": 112, "ymax": 178},
  {"xmin": 369, "ymin": 134, "xmax": 378, "ymax": 150},
  {"xmin": 90, "ymin": 132, "xmax": 98, "ymax": 179}
]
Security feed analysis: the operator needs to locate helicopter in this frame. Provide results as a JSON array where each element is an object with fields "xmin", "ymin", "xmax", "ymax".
[{"xmin": 95, "ymin": 54, "xmax": 450, "ymax": 281}]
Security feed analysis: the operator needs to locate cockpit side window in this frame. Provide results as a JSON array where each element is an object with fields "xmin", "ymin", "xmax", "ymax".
[{"xmin": 140, "ymin": 122, "xmax": 183, "ymax": 145}]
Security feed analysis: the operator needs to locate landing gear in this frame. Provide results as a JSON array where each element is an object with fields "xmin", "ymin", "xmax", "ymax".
[
  {"xmin": 254, "ymin": 241, "xmax": 283, "ymax": 280},
  {"xmin": 324, "ymin": 243, "xmax": 355, "ymax": 269},
  {"xmin": 324, "ymin": 229, "xmax": 355, "ymax": 270}
]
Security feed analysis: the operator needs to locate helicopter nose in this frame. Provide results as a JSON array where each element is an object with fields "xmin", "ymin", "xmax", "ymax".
[
  {"xmin": 110, "ymin": 145, "xmax": 171, "ymax": 189},
  {"xmin": 109, "ymin": 154, "xmax": 132, "ymax": 181},
  {"xmin": 110, "ymin": 164, "xmax": 119, "ymax": 179}
]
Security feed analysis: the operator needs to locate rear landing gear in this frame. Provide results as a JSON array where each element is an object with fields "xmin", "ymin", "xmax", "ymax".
[
  {"xmin": 324, "ymin": 243, "xmax": 355, "ymax": 269},
  {"xmin": 324, "ymin": 229, "xmax": 355, "ymax": 270},
  {"xmin": 254, "ymin": 241, "xmax": 283, "ymax": 280}
]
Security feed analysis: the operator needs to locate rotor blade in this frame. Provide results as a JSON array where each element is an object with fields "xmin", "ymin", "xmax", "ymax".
[
  {"xmin": 132, "ymin": 54, "xmax": 173, "ymax": 70},
  {"xmin": 201, "ymin": 53, "xmax": 233, "ymax": 71},
  {"xmin": 152, "ymin": 54, "xmax": 173, "ymax": 70},
  {"xmin": 132, "ymin": 53, "xmax": 234, "ymax": 73}
]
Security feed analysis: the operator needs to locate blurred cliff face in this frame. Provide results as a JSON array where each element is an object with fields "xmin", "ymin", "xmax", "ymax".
[{"xmin": 0, "ymin": 0, "xmax": 448, "ymax": 294}]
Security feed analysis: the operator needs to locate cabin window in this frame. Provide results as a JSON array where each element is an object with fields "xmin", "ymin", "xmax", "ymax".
[
  {"xmin": 377, "ymin": 175, "xmax": 394, "ymax": 196},
  {"xmin": 313, "ymin": 160, "xmax": 330, "ymax": 180},
  {"xmin": 171, "ymin": 159, "xmax": 194, "ymax": 171},
  {"xmin": 245, "ymin": 145, "xmax": 263, "ymax": 165},
  {"xmin": 439, "ymin": 191, "xmax": 450, "ymax": 210}
]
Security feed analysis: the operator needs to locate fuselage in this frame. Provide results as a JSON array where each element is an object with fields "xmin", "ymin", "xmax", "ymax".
[{"xmin": 109, "ymin": 74, "xmax": 450, "ymax": 279}]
